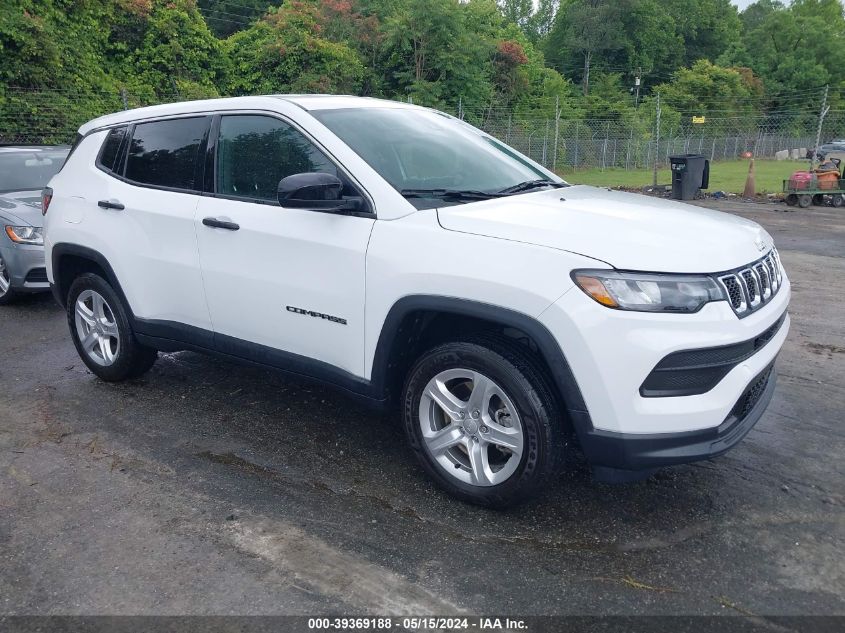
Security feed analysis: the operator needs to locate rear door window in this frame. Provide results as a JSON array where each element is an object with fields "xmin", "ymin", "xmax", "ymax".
[{"xmin": 125, "ymin": 117, "xmax": 210, "ymax": 191}]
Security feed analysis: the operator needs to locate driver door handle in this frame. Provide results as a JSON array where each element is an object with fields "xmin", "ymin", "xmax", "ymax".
[{"xmin": 202, "ymin": 217, "xmax": 240, "ymax": 231}]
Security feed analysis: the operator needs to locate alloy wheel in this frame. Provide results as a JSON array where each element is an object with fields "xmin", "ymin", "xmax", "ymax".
[
  {"xmin": 74, "ymin": 289, "xmax": 121, "ymax": 366},
  {"xmin": 419, "ymin": 368, "xmax": 524, "ymax": 487}
]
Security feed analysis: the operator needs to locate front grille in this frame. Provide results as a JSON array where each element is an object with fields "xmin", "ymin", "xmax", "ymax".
[
  {"xmin": 25, "ymin": 268, "xmax": 48, "ymax": 283},
  {"xmin": 722, "ymin": 275, "xmax": 744, "ymax": 310},
  {"xmin": 730, "ymin": 364, "xmax": 774, "ymax": 421},
  {"xmin": 717, "ymin": 249, "xmax": 783, "ymax": 317}
]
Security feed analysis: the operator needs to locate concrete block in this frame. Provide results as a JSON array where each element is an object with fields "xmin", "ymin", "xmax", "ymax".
[{"xmin": 775, "ymin": 150, "xmax": 789, "ymax": 161}]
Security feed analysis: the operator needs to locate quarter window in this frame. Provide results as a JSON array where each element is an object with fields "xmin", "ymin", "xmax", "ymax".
[
  {"xmin": 216, "ymin": 115, "xmax": 337, "ymax": 203},
  {"xmin": 125, "ymin": 117, "xmax": 209, "ymax": 190},
  {"xmin": 97, "ymin": 127, "xmax": 127, "ymax": 174}
]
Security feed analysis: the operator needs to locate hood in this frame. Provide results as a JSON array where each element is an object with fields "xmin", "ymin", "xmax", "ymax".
[
  {"xmin": 0, "ymin": 192, "xmax": 43, "ymax": 228},
  {"xmin": 436, "ymin": 185, "xmax": 771, "ymax": 273}
]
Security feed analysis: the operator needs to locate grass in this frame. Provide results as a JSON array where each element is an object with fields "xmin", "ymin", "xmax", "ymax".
[{"xmin": 559, "ymin": 159, "xmax": 810, "ymax": 194}]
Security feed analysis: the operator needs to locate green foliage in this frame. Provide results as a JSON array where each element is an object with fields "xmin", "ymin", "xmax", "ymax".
[
  {"xmin": 135, "ymin": 0, "xmax": 226, "ymax": 99},
  {"xmin": 0, "ymin": 0, "xmax": 841, "ymax": 146},
  {"xmin": 725, "ymin": 0, "xmax": 845, "ymax": 108},
  {"xmin": 664, "ymin": 0, "xmax": 741, "ymax": 68},
  {"xmin": 227, "ymin": 2, "xmax": 365, "ymax": 95}
]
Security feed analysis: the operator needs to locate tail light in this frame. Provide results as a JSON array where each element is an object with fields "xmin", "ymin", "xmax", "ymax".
[{"xmin": 41, "ymin": 187, "xmax": 53, "ymax": 216}]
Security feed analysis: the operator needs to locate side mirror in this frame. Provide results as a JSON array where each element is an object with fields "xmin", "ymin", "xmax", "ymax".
[{"xmin": 277, "ymin": 172, "xmax": 363, "ymax": 213}]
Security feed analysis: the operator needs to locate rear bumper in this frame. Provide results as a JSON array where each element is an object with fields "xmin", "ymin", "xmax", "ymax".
[
  {"xmin": 580, "ymin": 361, "xmax": 777, "ymax": 481},
  {"xmin": 0, "ymin": 242, "xmax": 49, "ymax": 292}
]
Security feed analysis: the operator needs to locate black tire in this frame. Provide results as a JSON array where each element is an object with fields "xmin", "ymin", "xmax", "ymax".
[
  {"xmin": 66, "ymin": 273, "xmax": 157, "ymax": 381},
  {"xmin": 0, "ymin": 255, "xmax": 18, "ymax": 305},
  {"xmin": 832, "ymin": 194, "xmax": 844, "ymax": 208},
  {"xmin": 0, "ymin": 287, "xmax": 19, "ymax": 306},
  {"xmin": 402, "ymin": 335, "xmax": 565, "ymax": 508},
  {"xmin": 812, "ymin": 194, "xmax": 824, "ymax": 206},
  {"xmin": 785, "ymin": 194, "xmax": 798, "ymax": 207},
  {"xmin": 798, "ymin": 194, "xmax": 812, "ymax": 208}
]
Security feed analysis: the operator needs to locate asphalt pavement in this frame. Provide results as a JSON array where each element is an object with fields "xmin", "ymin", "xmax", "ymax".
[{"xmin": 0, "ymin": 199, "xmax": 843, "ymax": 617}]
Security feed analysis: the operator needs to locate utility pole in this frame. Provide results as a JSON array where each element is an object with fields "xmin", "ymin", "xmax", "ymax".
[
  {"xmin": 653, "ymin": 92, "xmax": 661, "ymax": 187},
  {"xmin": 810, "ymin": 85, "xmax": 830, "ymax": 170},
  {"xmin": 458, "ymin": 96, "xmax": 463, "ymax": 120},
  {"xmin": 634, "ymin": 67, "xmax": 641, "ymax": 109}
]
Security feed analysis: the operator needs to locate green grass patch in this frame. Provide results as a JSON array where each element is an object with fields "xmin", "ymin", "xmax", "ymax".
[{"xmin": 560, "ymin": 159, "xmax": 809, "ymax": 194}]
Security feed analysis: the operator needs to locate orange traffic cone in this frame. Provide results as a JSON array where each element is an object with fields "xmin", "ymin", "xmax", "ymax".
[{"xmin": 743, "ymin": 159, "xmax": 756, "ymax": 199}]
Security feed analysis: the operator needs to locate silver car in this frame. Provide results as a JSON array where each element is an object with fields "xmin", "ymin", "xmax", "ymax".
[{"xmin": 0, "ymin": 146, "xmax": 70, "ymax": 304}]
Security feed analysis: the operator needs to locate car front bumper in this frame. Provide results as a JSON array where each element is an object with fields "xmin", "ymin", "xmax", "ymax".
[
  {"xmin": 539, "ymin": 273, "xmax": 790, "ymax": 478},
  {"xmin": 0, "ymin": 241, "xmax": 49, "ymax": 292}
]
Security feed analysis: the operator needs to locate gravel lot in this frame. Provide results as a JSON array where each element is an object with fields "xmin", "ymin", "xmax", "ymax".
[{"xmin": 1, "ymin": 199, "xmax": 843, "ymax": 617}]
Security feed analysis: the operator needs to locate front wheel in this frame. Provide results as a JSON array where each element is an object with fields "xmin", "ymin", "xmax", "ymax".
[
  {"xmin": 67, "ymin": 273, "xmax": 157, "ymax": 381},
  {"xmin": 402, "ymin": 336, "xmax": 564, "ymax": 507}
]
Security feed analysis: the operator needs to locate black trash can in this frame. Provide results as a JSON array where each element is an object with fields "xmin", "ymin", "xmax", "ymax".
[{"xmin": 669, "ymin": 154, "xmax": 710, "ymax": 200}]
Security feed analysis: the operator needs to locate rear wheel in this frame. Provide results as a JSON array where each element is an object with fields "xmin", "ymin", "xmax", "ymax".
[
  {"xmin": 785, "ymin": 194, "xmax": 798, "ymax": 207},
  {"xmin": 832, "ymin": 194, "xmax": 844, "ymax": 208},
  {"xmin": 67, "ymin": 273, "xmax": 157, "ymax": 381},
  {"xmin": 812, "ymin": 194, "xmax": 824, "ymax": 206},
  {"xmin": 798, "ymin": 194, "xmax": 812, "ymax": 208},
  {"xmin": 0, "ymin": 255, "xmax": 18, "ymax": 305},
  {"xmin": 402, "ymin": 336, "xmax": 564, "ymax": 507}
]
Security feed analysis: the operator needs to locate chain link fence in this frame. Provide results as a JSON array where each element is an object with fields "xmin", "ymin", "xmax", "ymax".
[{"xmin": 2, "ymin": 87, "xmax": 842, "ymax": 172}]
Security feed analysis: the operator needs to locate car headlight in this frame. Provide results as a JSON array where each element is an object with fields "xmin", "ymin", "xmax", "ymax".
[
  {"xmin": 5, "ymin": 226, "xmax": 44, "ymax": 245},
  {"xmin": 572, "ymin": 270, "xmax": 725, "ymax": 313}
]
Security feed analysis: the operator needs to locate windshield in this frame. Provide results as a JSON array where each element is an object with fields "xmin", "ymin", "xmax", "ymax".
[
  {"xmin": 312, "ymin": 107, "xmax": 561, "ymax": 206},
  {"xmin": 0, "ymin": 149, "xmax": 70, "ymax": 193}
]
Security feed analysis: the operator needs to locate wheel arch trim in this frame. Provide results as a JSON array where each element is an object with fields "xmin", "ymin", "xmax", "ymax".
[
  {"xmin": 369, "ymin": 295, "xmax": 591, "ymax": 422},
  {"xmin": 50, "ymin": 243, "xmax": 134, "ymax": 316}
]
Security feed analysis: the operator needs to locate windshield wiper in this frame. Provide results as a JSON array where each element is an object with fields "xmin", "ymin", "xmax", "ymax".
[
  {"xmin": 399, "ymin": 188, "xmax": 502, "ymax": 201},
  {"xmin": 496, "ymin": 179, "xmax": 567, "ymax": 195}
]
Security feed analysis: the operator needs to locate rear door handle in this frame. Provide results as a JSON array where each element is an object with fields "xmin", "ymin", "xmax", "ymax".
[
  {"xmin": 202, "ymin": 217, "xmax": 240, "ymax": 231},
  {"xmin": 97, "ymin": 199, "xmax": 124, "ymax": 210}
]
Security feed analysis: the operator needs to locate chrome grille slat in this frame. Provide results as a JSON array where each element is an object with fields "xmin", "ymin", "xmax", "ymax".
[{"xmin": 717, "ymin": 249, "xmax": 783, "ymax": 318}]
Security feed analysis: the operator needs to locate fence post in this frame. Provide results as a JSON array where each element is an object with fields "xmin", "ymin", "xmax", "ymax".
[
  {"xmin": 506, "ymin": 114, "xmax": 512, "ymax": 144},
  {"xmin": 120, "ymin": 88, "xmax": 128, "ymax": 110},
  {"xmin": 552, "ymin": 95, "xmax": 560, "ymax": 172},
  {"xmin": 574, "ymin": 121, "xmax": 580, "ymax": 169},
  {"xmin": 542, "ymin": 120, "xmax": 549, "ymax": 166},
  {"xmin": 653, "ymin": 92, "xmax": 661, "ymax": 186}
]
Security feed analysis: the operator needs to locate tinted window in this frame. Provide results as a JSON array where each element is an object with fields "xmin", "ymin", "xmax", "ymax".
[
  {"xmin": 97, "ymin": 127, "xmax": 127, "ymax": 173},
  {"xmin": 126, "ymin": 117, "xmax": 208, "ymax": 190},
  {"xmin": 0, "ymin": 149, "xmax": 71, "ymax": 193},
  {"xmin": 216, "ymin": 115, "xmax": 337, "ymax": 202}
]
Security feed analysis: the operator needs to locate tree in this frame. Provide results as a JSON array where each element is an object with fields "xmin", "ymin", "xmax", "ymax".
[
  {"xmin": 134, "ymin": 0, "xmax": 227, "ymax": 100},
  {"xmin": 226, "ymin": 2, "xmax": 366, "ymax": 95},
  {"xmin": 724, "ymin": 0, "xmax": 845, "ymax": 117},
  {"xmin": 664, "ymin": 0, "xmax": 741, "ymax": 68},
  {"xmin": 380, "ymin": 0, "xmax": 497, "ymax": 109},
  {"xmin": 197, "ymin": 0, "xmax": 275, "ymax": 37},
  {"xmin": 544, "ymin": 0, "xmax": 628, "ymax": 96},
  {"xmin": 654, "ymin": 59, "xmax": 763, "ymax": 134}
]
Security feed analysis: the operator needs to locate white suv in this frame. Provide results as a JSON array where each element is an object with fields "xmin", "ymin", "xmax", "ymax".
[{"xmin": 44, "ymin": 96, "xmax": 790, "ymax": 506}]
